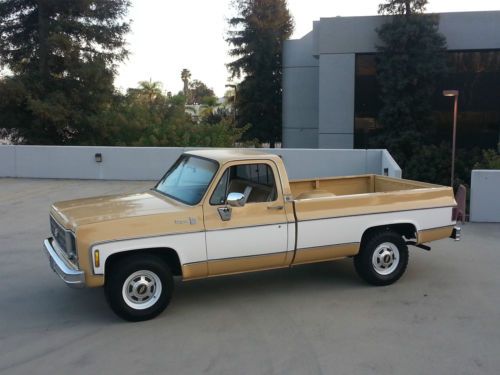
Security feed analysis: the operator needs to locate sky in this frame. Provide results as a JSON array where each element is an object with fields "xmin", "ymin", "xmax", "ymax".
[{"xmin": 115, "ymin": 0, "xmax": 500, "ymax": 96}]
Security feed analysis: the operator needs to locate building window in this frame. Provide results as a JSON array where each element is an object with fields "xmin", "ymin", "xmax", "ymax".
[{"xmin": 354, "ymin": 51, "xmax": 500, "ymax": 150}]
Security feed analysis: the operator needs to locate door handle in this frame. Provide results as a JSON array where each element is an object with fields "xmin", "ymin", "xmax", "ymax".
[
  {"xmin": 218, "ymin": 206, "xmax": 232, "ymax": 221},
  {"xmin": 267, "ymin": 205, "xmax": 284, "ymax": 210}
]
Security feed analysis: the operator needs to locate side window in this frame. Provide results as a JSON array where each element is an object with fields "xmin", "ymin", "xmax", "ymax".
[
  {"xmin": 210, "ymin": 169, "xmax": 229, "ymax": 205},
  {"xmin": 210, "ymin": 163, "xmax": 278, "ymax": 205}
]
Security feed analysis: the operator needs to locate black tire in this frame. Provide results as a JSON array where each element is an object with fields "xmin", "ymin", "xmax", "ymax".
[
  {"xmin": 354, "ymin": 230, "xmax": 409, "ymax": 286},
  {"xmin": 104, "ymin": 254, "xmax": 173, "ymax": 321}
]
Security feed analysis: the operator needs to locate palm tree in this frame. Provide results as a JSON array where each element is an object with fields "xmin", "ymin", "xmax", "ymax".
[
  {"xmin": 181, "ymin": 69, "xmax": 191, "ymax": 99},
  {"xmin": 137, "ymin": 79, "xmax": 163, "ymax": 106}
]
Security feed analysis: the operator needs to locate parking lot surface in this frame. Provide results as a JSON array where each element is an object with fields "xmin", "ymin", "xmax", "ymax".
[{"xmin": 0, "ymin": 178, "xmax": 499, "ymax": 375}]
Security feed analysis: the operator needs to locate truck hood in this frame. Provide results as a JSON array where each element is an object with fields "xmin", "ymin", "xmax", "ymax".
[{"xmin": 51, "ymin": 190, "xmax": 186, "ymax": 230}]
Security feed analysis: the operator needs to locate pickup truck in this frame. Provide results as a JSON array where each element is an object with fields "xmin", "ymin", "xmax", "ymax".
[{"xmin": 44, "ymin": 150, "xmax": 461, "ymax": 321}]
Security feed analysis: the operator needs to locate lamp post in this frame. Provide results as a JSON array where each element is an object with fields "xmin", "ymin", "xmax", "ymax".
[
  {"xmin": 443, "ymin": 90, "xmax": 459, "ymax": 187},
  {"xmin": 225, "ymin": 83, "xmax": 237, "ymax": 122}
]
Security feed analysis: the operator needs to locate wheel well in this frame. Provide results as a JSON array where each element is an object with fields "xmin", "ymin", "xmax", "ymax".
[
  {"xmin": 105, "ymin": 248, "xmax": 182, "ymax": 278},
  {"xmin": 361, "ymin": 223, "xmax": 417, "ymax": 245}
]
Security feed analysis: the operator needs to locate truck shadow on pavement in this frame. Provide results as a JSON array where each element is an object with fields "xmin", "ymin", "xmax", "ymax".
[
  {"xmin": 172, "ymin": 259, "xmax": 364, "ymax": 312},
  {"xmin": 25, "ymin": 259, "xmax": 363, "ymax": 324}
]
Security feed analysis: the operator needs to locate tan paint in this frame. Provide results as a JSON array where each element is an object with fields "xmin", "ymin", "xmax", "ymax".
[
  {"xmin": 51, "ymin": 193, "xmax": 205, "ymax": 287},
  {"xmin": 201, "ymin": 157, "xmax": 294, "ymax": 228},
  {"xmin": 46, "ymin": 150, "xmax": 457, "ymax": 288},
  {"xmin": 184, "ymin": 243, "xmax": 360, "ymax": 280},
  {"xmin": 292, "ymin": 243, "xmax": 360, "ymax": 265},
  {"xmin": 182, "ymin": 262, "xmax": 209, "ymax": 280},
  {"xmin": 417, "ymin": 225, "xmax": 454, "ymax": 244},
  {"xmin": 289, "ymin": 174, "xmax": 442, "ymax": 198},
  {"xmin": 206, "ymin": 252, "xmax": 289, "ymax": 277},
  {"xmin": 293, "ymin": 186, "xmax": 455, "ymax": 222},
  {"xmin": 203, "ymin": 158, "xmax": 291, "ymax": 275}
]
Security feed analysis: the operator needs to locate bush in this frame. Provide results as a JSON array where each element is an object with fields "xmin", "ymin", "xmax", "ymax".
[{"xmin": 474, "ymin": 149, "xmax": 500, "ymax": 170}]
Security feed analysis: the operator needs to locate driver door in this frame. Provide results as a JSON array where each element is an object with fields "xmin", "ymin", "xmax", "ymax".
[{"xmin": 203, "ymin": 160, "xmax": 289, "ymax": 276}]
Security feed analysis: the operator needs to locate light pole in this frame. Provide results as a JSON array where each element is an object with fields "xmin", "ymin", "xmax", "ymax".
[
  {"xmin": 225, "ymin": 83, "xmax": 237, "ymax": 123},
  {"xmin": 443, "ymin": 90, "xmax": 459, "ymax": 187}
]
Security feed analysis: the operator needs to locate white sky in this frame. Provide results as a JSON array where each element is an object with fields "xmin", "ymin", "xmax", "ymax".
[{"xmin": 115, "ymin": 0, "xmax": 500, "ymax": 96}]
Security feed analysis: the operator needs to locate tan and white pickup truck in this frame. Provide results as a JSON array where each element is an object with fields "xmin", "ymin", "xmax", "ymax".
[{"xmin": 44, "ymin": 150, "xmax": 460, "ymax": 321}]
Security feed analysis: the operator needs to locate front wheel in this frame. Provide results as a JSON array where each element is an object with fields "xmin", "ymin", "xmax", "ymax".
[
  {"xmin": 354, "ymin": 230, "xmax": 409, "ymax": 286},
  {"xmin": 105, "ymin": 254, "xmax": 173, "ymax": 321}
]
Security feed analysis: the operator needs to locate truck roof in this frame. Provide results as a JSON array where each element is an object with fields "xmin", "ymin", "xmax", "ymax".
[{"xmin": 185, "ymin": 149, "xmax": 282, "ymax": 164}]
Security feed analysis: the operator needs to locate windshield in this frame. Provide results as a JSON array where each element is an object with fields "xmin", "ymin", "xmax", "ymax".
[{"xmin": 155, "ymin": 155, "xmax": 219, "ymax": 205}]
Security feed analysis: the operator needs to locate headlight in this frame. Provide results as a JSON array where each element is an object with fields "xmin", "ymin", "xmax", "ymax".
[
  {"xmin": 50, "ymin": 215, "xmax": 78, "ymax": 263},
  {"xmin": 66, "ymin": 232, "xmax": 78, "ymax": 262}
]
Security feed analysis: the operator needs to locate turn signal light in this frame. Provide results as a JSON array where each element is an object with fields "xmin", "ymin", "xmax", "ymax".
[{"xmin": 94, "ymin": 249, "xmax": 100, "ymax": 268}]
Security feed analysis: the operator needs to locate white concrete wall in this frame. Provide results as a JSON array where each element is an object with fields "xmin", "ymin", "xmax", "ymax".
[
  {"xmin": 470, "ymin": 170, "xmax": 500, "ymax": 223},
  {"xmin": 381, "ymin": 150, "xmax": 402, "ymax": 178},
  {"xmin": 0, "ymin": 146, "xmax": 401, "ymax": 181}
]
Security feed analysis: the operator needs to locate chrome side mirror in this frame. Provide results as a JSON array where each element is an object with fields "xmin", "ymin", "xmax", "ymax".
[{"xmin": 226, "ymin": 192, "xmax": 246, "ymax": 207}]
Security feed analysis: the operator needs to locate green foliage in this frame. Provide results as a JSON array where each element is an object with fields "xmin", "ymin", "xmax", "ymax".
[
  {"xmin": 373, "ymin": 0, "xmax": 448, "ymax": 180},
  {"xmin": 378, "ymin": 0, "xmax": 427, "ymax": 15},
  {"xmin": 181, "ymin": 68, "xmax": 191, "ymax": 97},
  {"xmin": 0, "ymin": 2, "xmax": 248, "ymax": 148},
  {"xmin": 227, "ymin": 0, "xmax": 293, "ymax": 147},
  {"xmin": 188, "ymin": 79, "xmax": 216, "ymax": 105},
  {"xmin": 474, "ymin": 149, "xmax": 500, "ymax": 169},
  {"xmin": 404, "ymin": 143, "xmax": 451, "ymax": 185},
  {"xmin": 106, "ymin": 87, "xmax": 247, "ymax": 148},
  {"xmin": 0, "ymin": 0, "xmax": 130, "ymax": 144},
  {"xmin": 178, "ymin": 69, "xmax": 217, "ymax": 105}
]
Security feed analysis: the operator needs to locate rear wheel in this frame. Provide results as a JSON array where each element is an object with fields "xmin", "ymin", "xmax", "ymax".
[
  {"xmin": 105, "ymin": 254, "xmax": 173, "ymax": 321},
  {"xmin": 354, "ymin": 230, "xmax": 409, "ymax": 286}
]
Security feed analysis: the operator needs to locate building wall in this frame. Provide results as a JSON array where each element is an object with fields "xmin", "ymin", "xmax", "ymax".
[
  {"xmin": 470, "ymin": 170, "xmax": 500, "ymax": 223},
  {"xmin": 283, "ymin": 11, "xmax": 500, "ymax": 149},
  {"xmin": 282, "ymin": 31, "xmax": 319, "ymax": 148},
  {"xmin": 0, "ymin": 146, "xmax": 401, "ymax": 181},
  {"xmin": 318, "ymin": 54, "xmax": 355, "ymax": 148}
]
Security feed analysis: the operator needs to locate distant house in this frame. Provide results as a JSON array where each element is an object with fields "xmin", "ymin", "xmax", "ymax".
[{"xmin": 185, "ymin": 97, "xmax": 228, "ymax": 122}]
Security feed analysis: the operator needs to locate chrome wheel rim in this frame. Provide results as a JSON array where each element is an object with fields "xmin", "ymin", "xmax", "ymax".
[
  {"xmin": 122, "ymin": 270, "xmax": 162, "ymax": 310},
  {"xmin": 372, "ymin": 242, "xmax": 400, "ymax": 275}
]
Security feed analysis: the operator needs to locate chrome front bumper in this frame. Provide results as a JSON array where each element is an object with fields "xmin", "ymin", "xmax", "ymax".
[{"xmin": 43, "ymin": 238, "xmax": 85, "ymax": 288}]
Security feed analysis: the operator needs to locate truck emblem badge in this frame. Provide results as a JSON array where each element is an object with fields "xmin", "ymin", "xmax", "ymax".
[{"xmin": 174, "ymin": 217, "xmax": 197, "ymax": 225}]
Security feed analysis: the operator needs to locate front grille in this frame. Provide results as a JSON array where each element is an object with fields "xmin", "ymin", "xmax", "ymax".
[{"xmin": 50, "ymin": 216, "xmax": 69, "ymax": 254}]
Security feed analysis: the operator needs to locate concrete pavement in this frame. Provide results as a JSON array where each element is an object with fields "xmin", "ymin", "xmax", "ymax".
[{"xmin": 0, "ymin": 178, "xmax": 499, "ymax": 375}]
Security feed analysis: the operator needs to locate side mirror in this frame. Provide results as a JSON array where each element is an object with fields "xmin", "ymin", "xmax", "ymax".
[{"xmin": 226, "ymin": 192, "xmax": 246, "ymax": 207}]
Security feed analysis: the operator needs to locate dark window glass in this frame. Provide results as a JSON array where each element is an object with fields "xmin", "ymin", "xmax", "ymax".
[
  {"xmin": 210, "ymin": 169, "xmax": 229, "ymax": 205},
  {"xmin": 354, "ymin": 51, "xmax": 500, "ymax": 150}
]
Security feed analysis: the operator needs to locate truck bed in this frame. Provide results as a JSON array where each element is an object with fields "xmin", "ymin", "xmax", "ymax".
[
  {"xmin": 290, "ymin": 174, "xmax": 439, "ymax": 199},
  {"xmin": 289, "ymin": 175, "xmax": 456, "ymax": 250}
]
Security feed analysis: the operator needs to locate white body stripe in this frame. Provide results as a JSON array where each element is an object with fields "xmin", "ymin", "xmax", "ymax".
[
  {"xmin": 91, "ymin": 232, "xmax": 205, "ymax": 275},
  {"xmin": 205, "ymin": 224, "xmax": 288, "ymax": 260},
  {"xmin": 297, "ymin": 207, "xmax": 454, "ymax": 249},
  {"xmin": 92, "ymin": 207, "xmax": 454, "ymax": 275},
  {"xmin": 287, "ymin": 223, "xmax": 296, "ymax": 252}
]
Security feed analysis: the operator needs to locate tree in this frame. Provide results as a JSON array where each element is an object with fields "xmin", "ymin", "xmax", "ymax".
[
  {"xmin": 188, "ymin": 79, "xmax": 216, "ymax": 105},
  {"xmin": 373, "ymin": 0, "xmax": 447, "ymax": 177},
  {"xmin": 181, "ymin": 68, "xmax": 191, "ymax": 98},
  {"xmin": 378, "ymin": 0, "xmax": 427, "ymax": 15},
  {"xmin": 95, "ymin": 80, "xmax": 249, "ymax": 148},
  {"xmin": 227, "ymin": 0, "xmax": 293, "ymax": 147},
  {"xmin": 128, "ymin": 79, "xmax": 163, "ymax": 107},
  {"xmin": 0, "ymin": 0, "xmax": 130, "ymax": 144}
]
